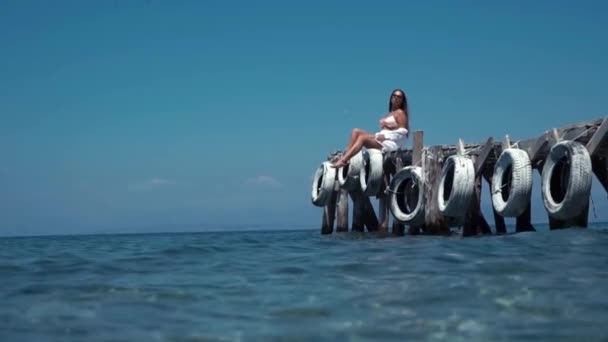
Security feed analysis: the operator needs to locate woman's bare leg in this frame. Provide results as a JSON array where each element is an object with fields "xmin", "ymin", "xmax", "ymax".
[
  {"xmin": 344, "ymin": 128, "xmax": 368, "ymax": 153},
  {"xmin": 331, "ymin": 128, "xmax": 368, "ymax": 162},
  {"xmin": 332, "ymin": 134, "xmax": 383, "ymax": 168}
]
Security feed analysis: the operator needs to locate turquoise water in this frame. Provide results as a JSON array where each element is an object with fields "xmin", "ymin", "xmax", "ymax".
[{"xmin": 1, "ymin": 224, "xmax": 608, "ymax": 341}]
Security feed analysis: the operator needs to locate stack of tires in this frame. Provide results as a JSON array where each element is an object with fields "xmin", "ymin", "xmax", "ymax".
[{"xmin": 311, "ymin": 148, "xmax": 385, "ymax": 207}]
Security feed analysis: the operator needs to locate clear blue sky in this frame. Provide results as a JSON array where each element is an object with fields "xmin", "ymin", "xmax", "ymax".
[{"xmin": 1, "ymin": 1, "xmax": 607, "ymax": 236}]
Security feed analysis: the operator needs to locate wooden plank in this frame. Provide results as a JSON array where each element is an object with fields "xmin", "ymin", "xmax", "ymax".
[
  {"xmin": 392, "ymin": 157, "xmax": 406, "ymax": 236},
  {"xmin": 525, "ymin": 133, "xmax": 549, "ymax": 165},
  {"xmin": 586, "ymin": 117, "xmax": 608, "ymax": 155},
  {"xmin": 474, "ymin": 137, "xmax": 495, "ymax": 176},
  {"xmin": 335, "ymin": 189, "xmax": 349, "ymax": 232},
  {"xmin": 321, "ymin": 191, "xmax": 338, "ymax": 234},
  {"xmin": 412, "ymin": 131, "xmax": 424, "ymax": 166},
  {"xmin": 423, "ymin": 146, "xmax": 449, "ymax": 234}
]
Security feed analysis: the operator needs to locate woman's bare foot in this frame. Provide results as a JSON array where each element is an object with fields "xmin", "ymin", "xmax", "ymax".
[{"xmin": 331, "ymin": 159, "xmax": 349, "ymax": 168}]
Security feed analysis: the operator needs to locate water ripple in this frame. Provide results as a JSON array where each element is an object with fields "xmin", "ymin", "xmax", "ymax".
[{"xmin": 1, "ymin": 225, "xmax": 608, "ymax": 341}]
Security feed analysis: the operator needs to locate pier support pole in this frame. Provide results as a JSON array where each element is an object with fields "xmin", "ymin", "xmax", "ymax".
[
  {"xmin": 391, "ymin": 157, "xmax": 406, "ymax": 236},
  {"xmin": 336, "ymin": 189, "xmax": 349, "ymax": 232},
  {"xmin": 463, "ymin": 160, "xmax": 492, "ymax": 236},
  {"xmin": 350, "ymin": 189, "xmax": 365, "ymax": 232},
  {"xmin": 423, "ymin": 145, "xmax": 449, "ymax": 234},
  {"xmin": 378, "ymin": 158, "xmax": 391, "ymax": 234},
  {"xmin": 363, "ymin": 195, "xmax": 379, "ymax": 232},
  {"xmin": 350, "ymin": 187, "xmax": 379, "ymax": 232},
  {"xmin": 408, "ymin": 131, "xmax": 424, "ymax": 235},
  {"xmin": 483, "ymin": 168, "xmax": 506, "ymax": 234},
  {"xmin": 321, "ymin": 191, "xmax": 338, "ymax": 235},
  {"xmin": 464, "ymin": 138, "xmax": 495, "ymax": 236}
]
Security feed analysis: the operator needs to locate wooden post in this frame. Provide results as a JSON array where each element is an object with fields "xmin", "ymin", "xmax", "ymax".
[
  {"xmin": 423, "ymin": 145, "xmax": 449, "ymax": 234},
  {"xmin": 349, "ymin": 189, "xmax": 365, "ymax": 232},
  {"xmin": 378, "ymin": 159, "xmax": 390, "ymax": 233},
  {"xmin": 408, "ymin": 131, "xmax": 424, "ymax": 235},
  {"xmin": 586, "ymin": 117, "xmax": 608, "ymax": 156},
  {"xmin": 335, "ymin": 189, "xmax": 349, "ymax": 232},
  {"xmin": 463, "ymin": 155, "xmax": 480, "ymax": 237},
  {"xmin": 412, "ymin": 131, "xmax": 424, "ymax": 168},
  {"xmin": 463, "ymin": 154, "xmax": 493, "ymax": 237},
  {"xmin": 587, "ymin": 118, "xmax": 608, "ymax": 193},
  {"xmin": 474, "ymin": 137, "xmax": 495, "ymax": 177},
  {"xmin": 363, "ymin": 195, "xmax": 379, "ymax": 232},
  {"xmin": 321, "ymin": 191, "xmax": 338, "ymax": 234},
  {"xmin": 527, "ymin": 133, "xmax": 549, "ymax": 166},
  {"xmin": 392, "ymin": 157, "xmax": 405, "ymax": 236},
  {"xmin": 483, "ymin": 168, "xmax": 506, "ymax": 234}
]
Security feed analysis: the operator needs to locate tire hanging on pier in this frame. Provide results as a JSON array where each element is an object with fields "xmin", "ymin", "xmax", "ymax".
[
  {"xmin": 311, "ymin": 161, "xmax": 337, "ymax": 207},
  {"xmin": 491, "ymin": 148, "xmax": 533, "ymax": 217},
  {"xmin": 438, "ymin": 155, "xmax": 475, "ymax": 217},
  {"xmin": 389, "ymin": 166, "xmax": 425, "ymax": 224},
  {"xmin": 359, "ymin": 149, "xmax": 384, "ymax": 196},
  {"xmin": 337, "ymin": 151, "xmax": 364, "ymax": 191},
  {"xmin": 541, "ymin": 140, "xmax": 592, "ymax": 220}
]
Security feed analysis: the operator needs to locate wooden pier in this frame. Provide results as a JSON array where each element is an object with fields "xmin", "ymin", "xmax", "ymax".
[{"xmin": 312, "ymin": 117, "xmax": 608, "ymax": 236}]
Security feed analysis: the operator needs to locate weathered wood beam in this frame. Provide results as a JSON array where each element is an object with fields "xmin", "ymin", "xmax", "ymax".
[
  {"xmin": 378, "ymin": 160, "xmax": 390, "ymax": 233},
  {"xmin": 423, "ymin": 145, "xmax": 449, "ymax": 234},
  {"xmin": 349, "ymin": 189, "xmax": 365, "ymax": 232},
  {"xmin": 412, "ymin": 131, "xmax": 424, "ymax": 167},
  {"xmin": 474, "ymin": 137, "xmax": 495, "ymax": 176},
  {"xmin": 409, "ymin": 131, "xmax": 424, "ymax": 235},
  {"xmin": 524, "ymin": 133, "xmax": 549, "ymax": 166},
  {"xmin": 335, "ymin": 189, "xmax": 349, "ymax": 232},
  {"xmin": 483, "ymin": 168, "xmax": 506, "ymax": 234},
  {"xmin": 321, "ymin": 190, "xmax": 338, "ymax": 234},
  {"xmin": 586, "ymin": 117, "xmax": 608, "ymax": 156},
  {"xmin": 392, "ymin": 157, "xmax": 405, "ymax": 236},
  {"xmin": 362, "ymin": 195, "xmax": 379, "ymax": 232},
  {"xmin": 463, "ymin": 154, "xmax": 477, "ymax": 237}
]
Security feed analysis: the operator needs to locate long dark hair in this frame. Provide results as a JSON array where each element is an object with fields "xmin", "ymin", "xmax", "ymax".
[{"xmin": 388, "ymin": 89, "xmax": 409, "ymax": 134}]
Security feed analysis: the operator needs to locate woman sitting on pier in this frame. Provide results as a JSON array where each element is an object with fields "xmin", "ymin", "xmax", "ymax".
[{"xmin": 331, "ymin": 89, "xmax": 410, "ymax": 168}]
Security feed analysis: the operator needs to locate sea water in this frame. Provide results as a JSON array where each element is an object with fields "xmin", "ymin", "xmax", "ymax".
[{"xmin": 1, "ymin": 223, "xmax": 608, "ymax": 341}]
